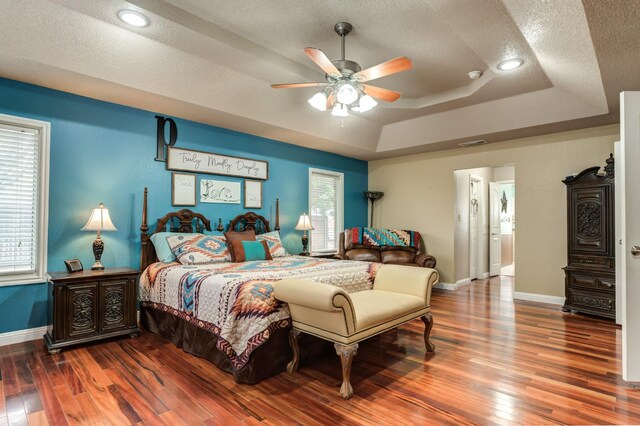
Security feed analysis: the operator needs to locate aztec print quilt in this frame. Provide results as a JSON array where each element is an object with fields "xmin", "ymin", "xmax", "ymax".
[
  {"xmin": 347, "ymin": 227, "xmax": 421, "ymax": 248},
  {"xmin": 139, "ymin": 256, "xmax": 380, "ymax": 369}
]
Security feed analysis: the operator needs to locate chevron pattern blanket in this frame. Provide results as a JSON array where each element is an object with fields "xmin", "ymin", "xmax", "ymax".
[{"xmin": 347, "ymin": 228, "xmax": 421, "ymax": 248}]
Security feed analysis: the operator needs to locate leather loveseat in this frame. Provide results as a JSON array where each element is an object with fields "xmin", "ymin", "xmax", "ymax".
[{"xmin": 336, "ymin": 228, "xmax": 436, "ymax": 268}]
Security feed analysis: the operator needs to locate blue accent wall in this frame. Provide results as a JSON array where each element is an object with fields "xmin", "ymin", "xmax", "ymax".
[{"xmin": 0, "ymin": 78, "xmax": 368, "ymax": 334}]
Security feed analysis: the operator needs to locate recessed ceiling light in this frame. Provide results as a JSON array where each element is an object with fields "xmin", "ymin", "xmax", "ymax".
[
  {"xmin": 497, "ymin": 58, "xmax": 524, "ymax": 71},
  {"xmin": 118, "ymin": 10, "xmax": 149, "ymax": 27}
]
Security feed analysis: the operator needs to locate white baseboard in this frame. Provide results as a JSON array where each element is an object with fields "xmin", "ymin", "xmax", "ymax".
[
  {"xmin": 434, "ymin": 278, "xmax": 471, "ymax": 291},
  {"xmin": 481, "ymin": 272, "xmax": 490, "ymax": 279},
  {"xmin": 0, "ymin": 326, "xmax": 48, "ymax": 347},
  {"xmin": 513, "ymin": 291, "xmax": 565, "ymax": 306}
]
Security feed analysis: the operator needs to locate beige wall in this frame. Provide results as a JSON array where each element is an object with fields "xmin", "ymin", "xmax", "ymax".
[{"xmin": 368, "ymin": 124, "xmax": 618, "ymax": 296}]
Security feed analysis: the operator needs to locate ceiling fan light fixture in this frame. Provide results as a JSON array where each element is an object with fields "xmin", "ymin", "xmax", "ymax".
[
  {"xmin": 331, "ymin": 103, "xmax": 349, "ymax": 117},
  {"xmin": 117, "ymin": 10, "xmax": 149, "ymax": 27},
  {"xmin": 336, "ymin": 83, "xmax": 359, "ymax": 105},
  {"xmin": 352, "ymin": 95, "xmax": 377, "ymax": 113},
  {"xmin": 308, "ymin": 92, "xmax": 327, "ymax": 111},
  {"xmin": 497, "ymin": 58, "xmax": 524, "ymax": 71}
]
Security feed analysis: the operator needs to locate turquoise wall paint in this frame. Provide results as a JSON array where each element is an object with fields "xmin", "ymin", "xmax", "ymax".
[{"xmin": 0, "ymin": 78, "xmax": 368, "ymax": 334}]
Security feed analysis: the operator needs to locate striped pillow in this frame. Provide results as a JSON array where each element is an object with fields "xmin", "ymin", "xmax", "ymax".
[
  {"xmin": 256, "ymin": 231, "xmax": 289, "ymax": 257},
  {"xmin": 167, "ymin": 234, "xmax": 231, "ymax": 265}
]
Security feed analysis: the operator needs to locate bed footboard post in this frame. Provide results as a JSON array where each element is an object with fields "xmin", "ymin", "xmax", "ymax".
[{"xmin": 140, "ymin": 187, "xmax": 150, "ymax": 271}]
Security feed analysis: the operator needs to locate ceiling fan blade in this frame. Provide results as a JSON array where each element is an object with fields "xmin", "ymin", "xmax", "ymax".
[
  {"xmin": 304, "ymin": 48, "xmax": 342, "ymax": 78},
  {"xmin": 354, "ymin": 57, "xmax": 412, "ymax": 82},
  {"xmin": 326, "ymin": 92, "xmax": 335, "ymax": 109},
  {"xmin": 271, "ymin": 82, "xmax": 327, "ymax": 89},
  {"xmin": 362, "ymin": 85, "xmax": 402, "ymax": 102}
]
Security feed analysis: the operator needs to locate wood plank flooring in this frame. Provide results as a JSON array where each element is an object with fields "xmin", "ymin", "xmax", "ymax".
[{"xmin": 1, "ymin": 276, "xmax": 638, "ymax": 425}]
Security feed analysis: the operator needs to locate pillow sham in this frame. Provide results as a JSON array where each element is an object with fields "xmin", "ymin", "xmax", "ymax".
[
  {"xmin": 224, "ymin": 230, "xmax": 256, "ymax": 261},
  {"xmin": 150, "ymin": 231, "xmax": 224, "ymax": 263},
  {"xmin": 256, "ymin": 231, "xmax": 289, "ymax": 258},
  {"xmin": 229, "ymin": 240, "xmax": 272, "ymax": 262},
  {"xmin": 167, "ymin": 234, "xmax": 231, "ymax": 265},
  {"xmin": 150, "ymin": 232, "xmax": 199, "ymax": 263}
]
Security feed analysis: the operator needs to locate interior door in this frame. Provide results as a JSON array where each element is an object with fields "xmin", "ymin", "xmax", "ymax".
[
  {"xmin": 469, "ymin": 178, "xmax": 479, "ymax": 280},
  {"xmin": 489, "ymin": 182, "xmax": 502, "ymax": 276},
  {"xmin": 621, "ymin": 91, "xmax": 640, "ymax": 383}
]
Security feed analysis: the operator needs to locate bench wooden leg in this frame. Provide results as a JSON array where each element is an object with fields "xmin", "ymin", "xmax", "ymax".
[
  {"xmin": 421, "ymin": 313, "xmax": 436, "ymax": 352},
  {"xmin": 334, "ymin": 343, "xmax": 358, "ymax": 399},
  {"xmin": 287, "ymin": 329, "xmax": 301, "ymax": 373}
]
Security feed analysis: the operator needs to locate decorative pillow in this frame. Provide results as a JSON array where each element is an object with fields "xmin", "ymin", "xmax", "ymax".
[
  {"xmin": 166, "ymin": 234, "xmax": 231, "ymax": 265},
  {"xmin": 150, "ymin": 232, "xmax": 200, "ymax": 263},
  {"xmin": 256, "ymin": 231, "xmax": 289, "ymax": 258},
  {"xmin": 229, "ymin": 240, "xmax": 272, "ymax": 262},
  {"xmin": 224, "ymin": 230, "xmax": 256, "ymax": 261}
]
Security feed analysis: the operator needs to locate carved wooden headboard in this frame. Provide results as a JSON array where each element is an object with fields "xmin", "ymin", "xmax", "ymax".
[{"xmin": 227, "ymin": 199, "xmax": 280, "ymax": 235}]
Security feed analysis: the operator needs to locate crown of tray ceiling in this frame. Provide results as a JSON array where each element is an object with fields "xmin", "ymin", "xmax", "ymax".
[{"xmin": 0, "ymin": 0, "xmax": 637, "ymax": 160}]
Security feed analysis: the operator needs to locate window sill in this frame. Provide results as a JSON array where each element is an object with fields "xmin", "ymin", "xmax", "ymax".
[{"xmin": 0, "ymin": 273, "xmax": 48, "ymax": 287}]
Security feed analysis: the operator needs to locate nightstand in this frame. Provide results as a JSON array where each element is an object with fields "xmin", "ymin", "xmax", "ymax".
[{"xmin": 44, "ymin": 267, "xmax": 140, "ymax": 354}]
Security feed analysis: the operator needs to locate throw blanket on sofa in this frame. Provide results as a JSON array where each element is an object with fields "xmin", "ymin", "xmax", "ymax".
[{"xmin": 348, "ymin": 228, "xmax": 421, "ymax": 248}]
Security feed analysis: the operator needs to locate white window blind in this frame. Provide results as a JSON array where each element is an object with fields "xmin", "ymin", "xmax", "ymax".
[
  {"xmin": 309, "ymin": 169, "xmax": 343, "ymax": 253},
  {"xmin": 0, "ymin": 122, "xmax": 42, "ymax": 278}
]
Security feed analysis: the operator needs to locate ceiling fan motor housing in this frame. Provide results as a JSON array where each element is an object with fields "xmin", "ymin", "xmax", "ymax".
[{"xmin": 330, "ymin": 59, "xmax": 361, "ymax": 78}]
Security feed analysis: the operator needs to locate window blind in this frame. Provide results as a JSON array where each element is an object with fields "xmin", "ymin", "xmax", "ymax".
[
  {"xmin": 310, "ymin": 171, "xmax": 339, "ymax": 253},
  {"xmin": 0, "ymin": 123, "xmax": 40, "ymax": 276}
]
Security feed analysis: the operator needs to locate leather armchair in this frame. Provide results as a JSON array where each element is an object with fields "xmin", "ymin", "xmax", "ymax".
[{"xmin": 336, "ymin": 231, "xmax": 436, "ymax": 268}]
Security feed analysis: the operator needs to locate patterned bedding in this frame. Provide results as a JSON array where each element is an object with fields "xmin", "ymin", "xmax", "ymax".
[{"xmin": 140, "ymin": 256, "xmax": 381, "ymax": 369}]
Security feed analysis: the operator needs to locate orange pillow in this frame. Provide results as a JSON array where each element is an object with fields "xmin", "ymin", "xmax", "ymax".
[{"xmin": 224, "ymin": 230, "xmax": 256, "ymax": 261}]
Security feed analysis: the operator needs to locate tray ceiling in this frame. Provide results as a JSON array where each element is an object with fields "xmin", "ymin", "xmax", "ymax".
[{"xmin": 0, "ymin": 0, "xmax": 637, "ymax": 160}]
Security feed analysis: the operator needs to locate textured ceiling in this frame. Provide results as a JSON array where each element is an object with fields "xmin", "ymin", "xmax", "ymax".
[{"xmin": 0, "ymin": 0, "xmax": 637, "ymax": 160}]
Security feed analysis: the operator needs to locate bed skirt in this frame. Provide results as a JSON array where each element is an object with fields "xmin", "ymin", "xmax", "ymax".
[{"xmin": 141, "ymin": 306, "xmax": 330, "ymax": 384}]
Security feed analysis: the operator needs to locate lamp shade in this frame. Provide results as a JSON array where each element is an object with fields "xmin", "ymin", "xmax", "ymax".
[
  {"xmin": 308, "ymin": 92, "xmax": 327, "ymax": 111},
  {"xmin": 81, "ymin": 203, "xmax": 117, "ymax": 231},
  {"xmin": 294, "ymin": 213, "xmax": 314, "ymax": 231}
]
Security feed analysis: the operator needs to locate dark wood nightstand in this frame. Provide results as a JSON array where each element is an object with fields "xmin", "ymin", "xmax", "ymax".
[{"xmin": 44, "ymin": 267, "xmax": 140, "ymax": 354}]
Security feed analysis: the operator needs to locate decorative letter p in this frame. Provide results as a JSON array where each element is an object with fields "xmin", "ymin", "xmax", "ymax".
[{"xmin": 155, "ymin": 115, "xmax": 178, "ymax": 162}]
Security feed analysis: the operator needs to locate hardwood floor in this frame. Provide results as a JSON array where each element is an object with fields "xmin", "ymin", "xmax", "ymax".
[{"xmin": 1, "ymin": 276, "xmax": 638, "ymax": 425}]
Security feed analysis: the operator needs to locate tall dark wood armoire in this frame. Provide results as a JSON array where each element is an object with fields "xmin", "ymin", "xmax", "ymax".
[{"xmin": 562, "ymin": 154, "xmax": 615, "ymax": 319}]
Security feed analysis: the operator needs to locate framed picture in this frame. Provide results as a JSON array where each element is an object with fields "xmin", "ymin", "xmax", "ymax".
[
  {"xmin": 172, "ymin": 172, "xmax": 196, "ymax": 206},
  {"xmin": 200, "ymin": 179, "xmax": 241, "ymax": 204},
  {"xmin": 244, "ymin": 180, "xmax": 262, "ymax": 209}
]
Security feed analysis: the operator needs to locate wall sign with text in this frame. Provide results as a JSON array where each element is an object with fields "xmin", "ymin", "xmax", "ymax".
[{"xmin": 167, "ymin": 147, "xmax": 268, "ymax": 180}]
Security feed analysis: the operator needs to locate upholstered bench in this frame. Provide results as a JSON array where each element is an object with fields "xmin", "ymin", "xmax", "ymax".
[{"xmin": 274, "ymin": 264, "xmax": 438, "ymax": 399}]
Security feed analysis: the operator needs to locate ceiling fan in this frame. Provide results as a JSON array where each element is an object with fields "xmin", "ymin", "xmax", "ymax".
[{"xmin": 271, "ymin": 22, "xmax": 412, "ymax": 117}]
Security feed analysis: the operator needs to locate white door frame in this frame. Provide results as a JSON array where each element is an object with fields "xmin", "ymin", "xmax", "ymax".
[
  {"xmin": 469, "ymin": 176, "xmax": 482, "ymax": 280},
  {"xmin": 489, "ymin": 182, "xmax": 502, "ymax": 276}
]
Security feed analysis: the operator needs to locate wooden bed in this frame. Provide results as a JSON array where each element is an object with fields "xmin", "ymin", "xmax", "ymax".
[{"xmin": 138, "ymin": 188, "xmax": 327, "ymax": 383}]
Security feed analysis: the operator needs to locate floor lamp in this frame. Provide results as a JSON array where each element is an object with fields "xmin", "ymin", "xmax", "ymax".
[{"xmin": 364, "ymin": 191, "xmax": 384, "ymax": 227}]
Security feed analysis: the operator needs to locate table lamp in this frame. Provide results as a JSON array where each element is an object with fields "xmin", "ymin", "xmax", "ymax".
[
  {"xmin": 81, "ymin": 203, "xmax": 117, "ymax": 270},
  {"xmin": 295, "ymin": 213, "xmax": 314, "ymax": 255}
]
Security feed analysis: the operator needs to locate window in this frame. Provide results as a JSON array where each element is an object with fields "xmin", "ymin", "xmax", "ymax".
[
  {"xmin": 309, "ymin": 168, "xmax": 343, "ymax": 254},
  {"xmin": 0, "ymin": 114, "xmax": 50, "ymax": 286}
]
